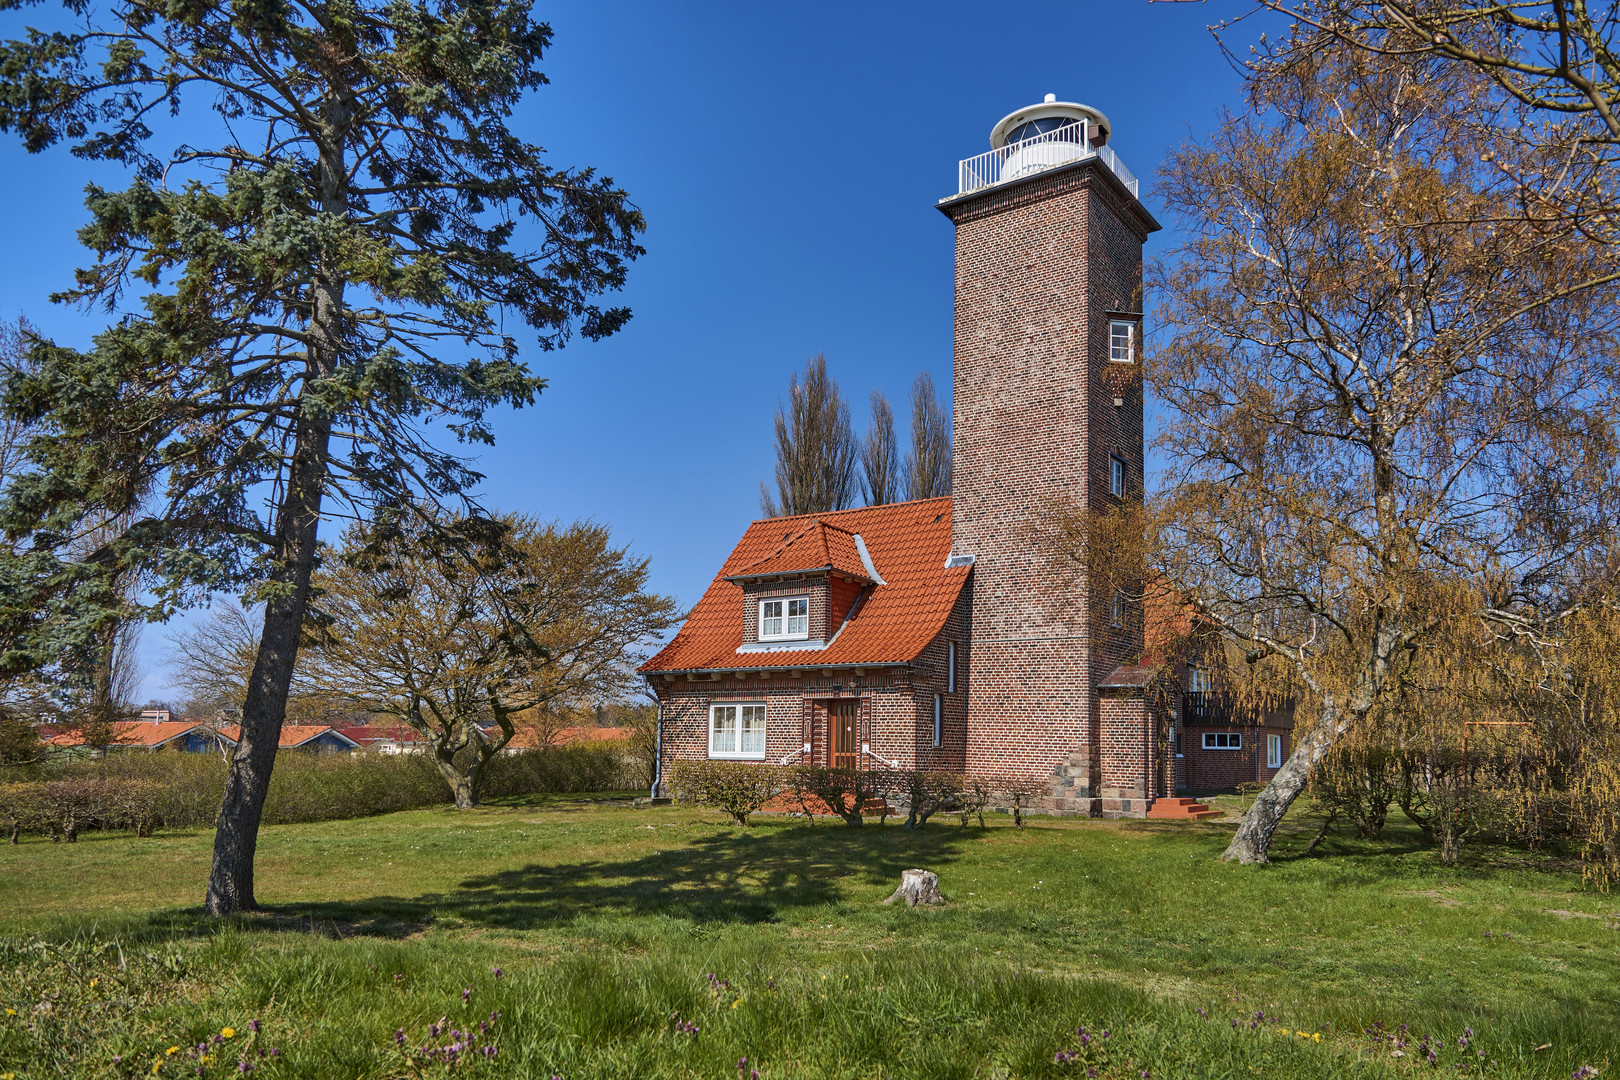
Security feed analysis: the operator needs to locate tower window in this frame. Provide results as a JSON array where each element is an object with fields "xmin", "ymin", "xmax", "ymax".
[
  {"xmin": 1110, "ymin": 455, "xmax": 1127, "ymax": 498},
  {"xmin": 933, "ymin": 694, "xmax": 943, "ymax": 747},
  {"xmin": 759, "ymin": 597, "xmax": 809, "ymax": 640},
  {"xmin": 1110, "ymin": 320, "xmax": 1137, "ymax": 363},
  {"xmin": 947, "ymin": 641, "xmax": 958, "ymax": 692},
  {"xmin": 1111, "ymin": 591, "xmax": 1126, "ymax": 628}
]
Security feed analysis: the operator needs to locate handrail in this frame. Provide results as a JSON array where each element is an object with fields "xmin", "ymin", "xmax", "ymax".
[
  {"xmin": 954, "ymin": 120, "xmax": 1138, "ymax": 199},
  {"xmin": 780, "ymin": 742, "xmax": 811, "ymax": 766},
  {"xmin": 861, "ymin": 743, "xmax": 901, "ymax": 770}
]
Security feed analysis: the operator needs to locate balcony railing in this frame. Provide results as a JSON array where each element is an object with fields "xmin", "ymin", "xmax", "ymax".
[{"xmin": 954, "ymin": 120, "xmax": 1139, "ymax": 199}]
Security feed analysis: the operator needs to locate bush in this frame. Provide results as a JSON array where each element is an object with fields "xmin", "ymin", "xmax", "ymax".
[
  {"xmin": 893, "ymin": 769, "xmax": 963, "ymax": 830},
  {"xmin": 667, "ymin": 760, "xmax": 785, "ymax": 826},
  {"xmin": 481, "ymin": 740, "xmax": 641, "ymax": 799},
  {"xmin": 790, "ymin": 765, "xmax": 893, "ymax": 827},
  {"xmin": 0, "ymin": 739, "xmax": 644, "ymax": 841}
]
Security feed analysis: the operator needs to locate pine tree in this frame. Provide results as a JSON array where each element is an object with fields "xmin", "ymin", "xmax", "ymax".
[{"xmin": 0, "ymin": 0, "xmax": 643, "ymax": 912}]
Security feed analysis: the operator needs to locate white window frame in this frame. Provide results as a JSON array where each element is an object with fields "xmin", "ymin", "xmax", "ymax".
[
  {"xmin": 947, "ymin": 641, "xmax": 958, "ymax": 693},
  {"xmin": 1109, "ymin": 454, "xmax": 1126, "ymax": 498},
  {"xmin": 1202, "ymin": 731, "xmax": 1242, "ymax": 751},
  {"xmin": 933, "ymin": 694, "xmax": 943, "ymax": 747},
  {"xmin": 1111, "ymin": 591, "xmax": 1126, "ymax": 629},
  {"xmin": 1267, "ymin": 733, "xmax": 1283, "ymax": 769},
  {"xmin": 1188, "ymin": 666, "xmax": 1212, "ymax": 693},
  {"xmin": 758, "ymin": 595, "xmax": 810, "ymax": 641},
  {"xmin": 709, "ymin": 702, "xmax": 767, "ymax": 760},
  {"xmin": 1109, "ymin": 319, "xmax": 1137, "ymax": 364}
]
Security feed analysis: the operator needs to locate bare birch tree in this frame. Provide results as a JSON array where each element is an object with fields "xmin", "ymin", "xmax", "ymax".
[
  {"xmin": 760, "ymin": 354, "xmax": 858, "ymax": 517},
  {"xmin": 1130, "ymin": 46, "xmax": 1620, "ymax": 863}
]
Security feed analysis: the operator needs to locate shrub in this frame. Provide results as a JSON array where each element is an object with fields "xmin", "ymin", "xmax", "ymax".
[
  {"xmin": 481, "ymin": 741, "xmax": 640, "ymax": 799},
  {"xmin": 667, "ymin": 760, "xmax": 785, "ymax": 826},
  {"xmin": 955, "ymin": 774, "xmax": 994, "ymax": 827},
  {"xmin": 790, "ymin": 765, "xmax": 892, "ymax": 827},
  {"xmin": 894, "ymin": 770, "xmax": 963, "ymax": 830},
  {"xmin": 993, "ymin": 774, "xmax": 1046, "ymax": 828}
]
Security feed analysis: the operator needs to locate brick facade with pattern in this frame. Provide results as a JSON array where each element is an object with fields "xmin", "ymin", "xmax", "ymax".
[{"xmin": 941, "ymin": 157, "xmax": 1158, "ymax": 816}]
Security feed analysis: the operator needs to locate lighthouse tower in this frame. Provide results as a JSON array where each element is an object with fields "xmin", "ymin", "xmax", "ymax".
[{"xmin": 939, "ymin": 95, "xmax": 1162, "ymax": 816}]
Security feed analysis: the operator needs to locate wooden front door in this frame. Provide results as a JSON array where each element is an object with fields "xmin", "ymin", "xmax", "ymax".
[{"xmin": 831, "ymin": 701, "xmax": 859, "ymax": 769}]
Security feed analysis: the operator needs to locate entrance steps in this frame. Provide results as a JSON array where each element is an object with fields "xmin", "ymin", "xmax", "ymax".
[{"xmin": 1145, "ymin": 797, "xmax": 1223, "ymax": 821}]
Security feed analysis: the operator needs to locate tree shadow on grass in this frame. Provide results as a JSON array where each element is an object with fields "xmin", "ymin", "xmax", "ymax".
[
  {"xmin": 38, "ymin": 818, "xmax": 978, "ymax": 943},
  {"xmin": 297, "ymin": 819, "xmax": 977, "ymax": 931}
]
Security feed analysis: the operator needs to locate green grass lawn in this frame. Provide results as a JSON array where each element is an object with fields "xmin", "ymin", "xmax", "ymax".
[{"xmin": 0, "ymin": 796, "xmax": 1615, "ymax": 1080}]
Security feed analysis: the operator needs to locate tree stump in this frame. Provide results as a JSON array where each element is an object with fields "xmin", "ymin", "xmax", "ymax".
[{"xmin": 883, "ymin": 868, "xmax": 944, "ymax": 907}]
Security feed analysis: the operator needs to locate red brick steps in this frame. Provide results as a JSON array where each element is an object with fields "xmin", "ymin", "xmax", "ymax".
[{"xmin": 1145, "ymin": 797, "xmax": 1223, "ymax": 821}]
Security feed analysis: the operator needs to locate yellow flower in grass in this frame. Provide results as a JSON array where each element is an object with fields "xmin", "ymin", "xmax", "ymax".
[
  {"xmin": 221, "ymin": 1027, "xmax": 236, "ymax": 1039},
  {"xmin": 1313, "ymin": 1033, "xmax": 1322, "ymax": 1043},
  {"xmin": 166, "ymin": 1047, "xmax": 179, "ymax": 1056},
  {"xmin": 732, "ymin": 998, "xmax": 744, "ymax": 1010},
  {"xmin": 3, "ymin": 1008, "xmax": 14, "ymax": 1015}
]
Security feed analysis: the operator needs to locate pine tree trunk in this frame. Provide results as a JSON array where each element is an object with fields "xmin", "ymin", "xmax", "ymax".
[
  {"xmin": 203, "ymin": 87, "xmax": 350, "ymax": 916},
  {"xmin": 203, "ymin": 421, "xmax": 330, "ymax": 914}
]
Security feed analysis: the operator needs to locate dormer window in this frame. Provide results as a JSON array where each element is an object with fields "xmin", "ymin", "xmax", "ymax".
[{"xmin": 759, "ymin": 596, "xmax": 810, "ymax": 640}]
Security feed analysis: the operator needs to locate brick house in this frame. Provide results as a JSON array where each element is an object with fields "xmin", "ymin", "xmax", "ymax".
[{"xmin": 641, "ymin": 95, "xmax": 1287, "ymax": 816}]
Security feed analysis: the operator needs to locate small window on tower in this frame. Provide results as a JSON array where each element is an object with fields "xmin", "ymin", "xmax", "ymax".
[
  {"xmin": 1110, "ymin": 455, "xmax": 1127, "ymax": 499},
  {"xmin": 1109, "ymin": 319, "xmax": 1137, "ymax": 363},
  {"xmin": 1111, "ymin": 591, "xmax": 1126, "ymax": 628},
  {"xmin": 933, "ymin": 694, "xmax": 943, "ymax": 747}
]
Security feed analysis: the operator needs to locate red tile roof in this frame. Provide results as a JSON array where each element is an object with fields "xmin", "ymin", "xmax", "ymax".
[
  {"xmin": 501, "ymin": 725, "xmax": 631, "ymax": 748},
  {"xmin": 641, "ymin": 497, "xmax": 968, "ymax": 673},
  {"xmin": 727, "ymin": 519, "xmax": 873, "ymax": 583},
  {"xmin": 44, "ymin": 720, "xmax": 210, "ymax": 748},
  {"xmin": 219, "ymin": 724, "xmax": 358, "ymax": 749}
]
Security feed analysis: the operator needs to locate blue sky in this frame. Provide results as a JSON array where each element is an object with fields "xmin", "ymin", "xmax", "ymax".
[{"xmin": 0, "ymin": 0, "xmax": 1260, "ymax": 701}]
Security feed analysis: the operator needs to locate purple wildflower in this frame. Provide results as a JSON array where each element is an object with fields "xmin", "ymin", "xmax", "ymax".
[{"xmin": 462, "ymin": 987, "xmax": 471, "ymax": 1003}]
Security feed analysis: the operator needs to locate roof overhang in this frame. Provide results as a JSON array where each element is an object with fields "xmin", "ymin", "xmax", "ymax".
[{"xmin": 722, "ymin": 564, "xmax": 874, "ymax": 586}]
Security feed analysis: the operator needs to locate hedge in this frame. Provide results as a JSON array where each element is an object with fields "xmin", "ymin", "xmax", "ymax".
[{"xmin": 0, "ymin": 740, "xmax": 643, "ymax": 842}]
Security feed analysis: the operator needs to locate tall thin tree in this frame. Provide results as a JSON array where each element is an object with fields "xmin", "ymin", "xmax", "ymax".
[
  {"xmin": 902, "ymin": 372, "xmax": 952, "ymax": 500},
  {"xmin": 760, "ymin": 354, "xmax": 858, "ymax": 517},
  {"xmin": 860, "ymin": 390, "xmax": 899, "ymax": 506},
  {"xmin": 0, "ymin": 1, "xmax": 642, "ymax": 912}
]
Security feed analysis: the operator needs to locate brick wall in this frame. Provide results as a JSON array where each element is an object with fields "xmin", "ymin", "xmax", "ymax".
[
  {"xmin": 651, "ymin": 582, "xmax": 974, "ymax": 791},
  {"xmin": 1182, "ymin": 726, "xmax": 1290, "ymax": 790},
  {"xmin": 942, "ymin": 157, "xmax": 1156, "ymax": 797}
]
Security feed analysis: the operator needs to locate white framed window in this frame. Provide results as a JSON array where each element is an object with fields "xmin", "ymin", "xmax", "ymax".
[
  {"xmin": 709, "ymin": 703, "xmax": 767, "ymax": 760},
  {"xmin": 1203, "ymin": 731, "xmax": 1242, "ymax": 751},
  {"xmin": 1267, "ymin": 733, "xmax": 1283, "ymax": 769},
  {"xmin": 1109, "ymin": 319, "xmax": 1137, "ymax": 363},
  {"xmin": 933, "ymin": 694, "xmax": 942, "ymax": 747},
  {"xmin": 758, "ymin": 596, "xmax": 809, "ymax": 640},
  {"xmin": 1109, "ymin": 455, "xmax": 1126, "ymax": 498},
  {"xmin": 1111, "ymin": 591, "xmax": 1126, "ymax": 628},
  {"xmin": 1188, "ymin": 667, "xmax": 1212, "ymax": 693},
  {"xmin": 947, "ymin": 641, "xmax": 958, "ymax": 693}
]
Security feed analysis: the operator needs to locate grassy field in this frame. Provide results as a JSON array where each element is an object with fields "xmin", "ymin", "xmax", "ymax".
[{"xmin": 0, "ymin": 795, "xmax": 1615, "ymax": 1080}]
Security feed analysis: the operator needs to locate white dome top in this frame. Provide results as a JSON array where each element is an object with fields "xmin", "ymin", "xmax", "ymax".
[{"xmin": 988, "ymin": 96, "xmax": 1111, "ymax": 150}]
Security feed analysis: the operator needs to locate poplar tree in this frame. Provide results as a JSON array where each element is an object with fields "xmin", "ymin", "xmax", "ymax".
[
  {"xmin": 902, "ymin": 372, "xmax": 951, "ymax": 501},
  {"xmin": 759, "ymin": 354, "xmax": 857, "ymax": 517},
  {"xmin": 0, "ymin": 0, "xmax": 643, "ymax": 912},
  {"xmin": 860, "ymin": 390, "xmax": 899, "ymax": 506}
]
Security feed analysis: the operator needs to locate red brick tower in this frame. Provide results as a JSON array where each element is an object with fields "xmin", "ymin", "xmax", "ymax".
[{"xmin": 938, "ymin": 95, "xmax": 1161, "ymax": 816}]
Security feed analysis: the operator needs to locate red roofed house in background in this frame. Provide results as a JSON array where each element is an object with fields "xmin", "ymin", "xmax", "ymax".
[{"xmin": 642, "ymin": 95, "xmax": 1288, "ymax": 818}]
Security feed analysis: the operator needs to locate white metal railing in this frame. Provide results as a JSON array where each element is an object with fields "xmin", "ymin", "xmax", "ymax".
[{"xmin": 955, "ymin": 120, "xmax": 1138, "ymax": 199}]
